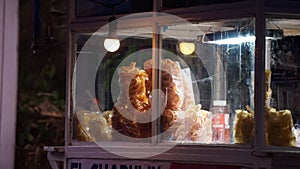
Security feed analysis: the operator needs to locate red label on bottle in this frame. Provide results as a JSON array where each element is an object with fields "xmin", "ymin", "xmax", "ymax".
[{"xmin": 212, "ymin": 114, "xmax": 225, "ymax": 143}]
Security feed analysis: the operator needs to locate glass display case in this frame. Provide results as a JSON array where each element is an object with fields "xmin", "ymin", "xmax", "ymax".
[
  {"xmin": 45, "ymin": 1, "xmax": 300, "ymax": 169},
  {"xmin": 73, "ymin": 17, "xmax": 256, "ymax": 146}
]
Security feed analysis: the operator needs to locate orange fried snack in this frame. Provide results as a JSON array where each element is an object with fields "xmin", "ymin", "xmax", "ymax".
[
  {"xmin": 129, "ymin": 70, "xmax": 151, "ymax": 112},
  {"xmin": 112, "ymin": 106, "xmax": 152, "ymax": 138}
]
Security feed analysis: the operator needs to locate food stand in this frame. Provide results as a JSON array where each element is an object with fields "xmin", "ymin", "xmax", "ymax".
[{"xmin": 45, "ymin": 0, "xmax": 300, "ymax": 168}]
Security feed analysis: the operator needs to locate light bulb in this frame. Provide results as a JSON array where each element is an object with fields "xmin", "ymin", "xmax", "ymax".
[
  {"xmin": 104, "ymin": 38, "xmax": 120, "ymax": 52},
  {"xmin": 179, "ymin": 42, "xmax": 195, "ymax": 55}
]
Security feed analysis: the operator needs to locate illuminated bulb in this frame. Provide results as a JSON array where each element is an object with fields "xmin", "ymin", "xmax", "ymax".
[
  {"xmin": 104, "ymin": 38, "xmax": 120, "ymax": 52},
  {"xmin": 179, "ymin": 42, "xmax": 195, "ymax": 55}
]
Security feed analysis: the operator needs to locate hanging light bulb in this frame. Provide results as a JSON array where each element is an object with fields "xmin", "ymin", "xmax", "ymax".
[
  {"xmin": 104, "ymin": 16, "xmax": 120, "ymax": 52},
  {"xmin": 87, "ymin": 0, "xmax": 129, "ymax": 52},
  {"xmin": 179, "ymin": 42, "xmax": 195, "ymax": 55},
  {"xmin": 104, "ymin": 38, "xmax": 120, "ymax": 52}
]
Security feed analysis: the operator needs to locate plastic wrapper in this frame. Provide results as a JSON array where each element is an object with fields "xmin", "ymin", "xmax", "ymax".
[
  {"xmin": 171, "ymin": 104, "xmax": 212, "ymax": 142},
  {"xmin": 118, "ymin": 62, "xmax": 140, "ymax": 105},
  {"xmin": 181, "ymin": 68, "xmax": 195, "ymax": 110},
  {"xmin": 144, "ymin": 59, "xmax": 184, "ymax": 111},
  {"xmin": 76, "ymin": 110, "xmax": 112, "ymax": 141}
]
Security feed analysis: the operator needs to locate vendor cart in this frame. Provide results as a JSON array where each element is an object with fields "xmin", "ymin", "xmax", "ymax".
[{"xmin": 45, "ymin": 0, "xmax": 300, "ymax": 168}]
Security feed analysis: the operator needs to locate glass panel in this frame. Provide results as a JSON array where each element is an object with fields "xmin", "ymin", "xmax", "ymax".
[
  {"xmin": 266, "ymin": 18, "xmax": 300, "ymax": 148},
  {"xmin": 159, "ymin": 17, "xmax": 255, "ymax": 144},
  {"xmin": 162, "ymin": 0, "xmax": 245, "ymax": 10},
  {"xmin": 76, "ymin": 0, "xmax": 153, "ymax": 18},
  {"xmin": 72, "ymin": 29, "xmax": 153, "ymax": 143}
]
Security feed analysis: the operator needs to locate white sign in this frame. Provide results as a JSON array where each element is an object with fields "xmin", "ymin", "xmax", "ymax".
[{"xmin": 68, "ymin": 159, "xmax": 171, "ymax": 169}]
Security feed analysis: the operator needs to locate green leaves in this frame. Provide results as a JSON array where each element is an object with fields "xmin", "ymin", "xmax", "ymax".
[{"xmin": 41, "ymin": 63, "xmax": 56, "ymax": 79}]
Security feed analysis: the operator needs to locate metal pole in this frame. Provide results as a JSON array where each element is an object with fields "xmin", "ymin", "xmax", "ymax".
[
  {"xmin": 253, "ymin": 0, "xmax": 271, "ymax": 168},
  {"xmin": 151, "ymin": 0, "xmax": 162, "ymax": 144}
]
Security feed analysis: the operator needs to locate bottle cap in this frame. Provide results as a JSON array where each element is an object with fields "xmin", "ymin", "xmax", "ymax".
[{"xmin": 213, "ymin": 100, "xmax": 227, "ymax": 106}]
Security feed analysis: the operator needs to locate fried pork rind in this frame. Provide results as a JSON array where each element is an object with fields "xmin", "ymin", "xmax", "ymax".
[
  {"xmin": 112, "ymin": 106, "xmax": 151, "ymax": 138},
  {"xmin": 162, "ymin": 109, "xmax": 178, "ymax": 131},
  {"xmin": 233, "ymin": 109, "xmax": 254, "ymax": 144},
  {"xmin": 76, "ymin": 110, "xmax": 112, "ymax": 141},
  {"xmin": 129, "ymin": 70, "xmax": 151, "ymax": 112},
  {"xmin": 172, "ymin": 104, "xmax": 212, "ymax": 142},
  {"xmin": 265, "ymin": 108, "xmax": 296, "ymax": 146},
  {"xmin": 265, "ymin": 69, "xmax": 272, "ymax": 107}
]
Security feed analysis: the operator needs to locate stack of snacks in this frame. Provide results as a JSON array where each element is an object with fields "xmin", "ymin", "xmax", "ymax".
[
  {"xmin": 234, "ymin": 69, "xmax": 296, "ymax": 146},
  {"xmin": 144, "ymin": 59, "xmax": 184, "ymax": 132},
  {"xmin": 265, "ymin": 107, "xmax": 296, "ymax": 146},
  {"xmin": 234, "ymin": 107, "xmax": 296, "ymax": 146},
  {"xmin": 112, "ymin": 59, "xmax": 203, "ymax": 140}
]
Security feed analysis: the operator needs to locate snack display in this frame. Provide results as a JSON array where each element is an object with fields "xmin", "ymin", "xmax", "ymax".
[
  {"xmin": 111, "ymin": 59, "xmax": 197, "ymax": 139},
  {"xmin": 234, "ymin": 106, "xmax": 296, "ymax": 146},
  {"xmin": 234, "ymin": 70, "xmax": 296, "ymax": 146}
]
